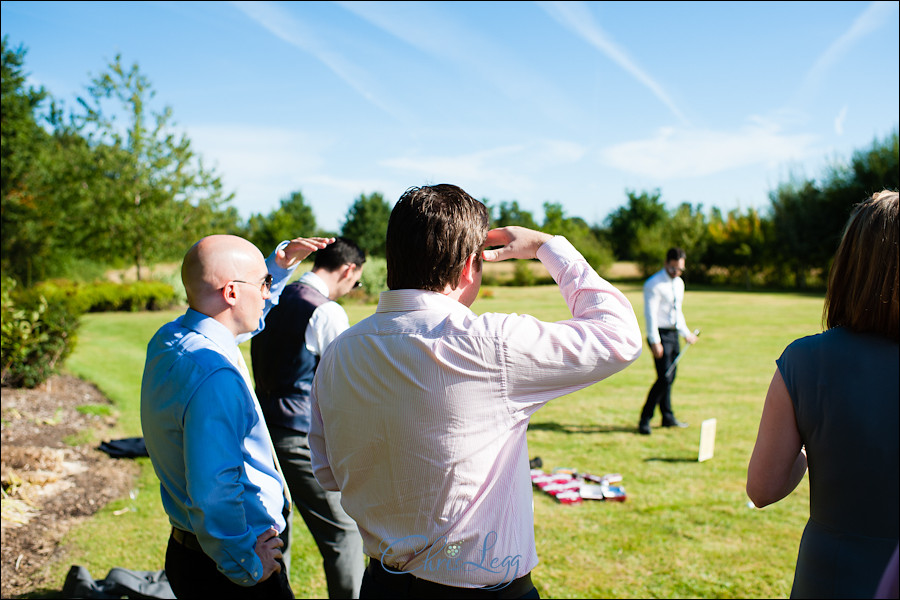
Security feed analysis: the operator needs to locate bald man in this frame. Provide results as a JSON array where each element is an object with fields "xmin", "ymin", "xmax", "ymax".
[{"xmin": 141, "ymin": 234, "xmax": 332, "ymax": 599}]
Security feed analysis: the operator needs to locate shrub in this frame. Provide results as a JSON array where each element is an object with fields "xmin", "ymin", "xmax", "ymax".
[
  {"xmin": 337, "ymin": 256, "xmax": 387, "ymax": 304},
  {"xmin": 27, "ymin": 279, "xmax": 180, "ymax": 313},
  {"xmin": 511, "ymin": 261, "xmax": 537, "ymax": 287},
  {"xmin": 1, "ymin": 277, "xmax": 81, "ymax": 389},
  {"xmin": 358, "ymin": 256, "xmax": 387, "ymax": 299}
]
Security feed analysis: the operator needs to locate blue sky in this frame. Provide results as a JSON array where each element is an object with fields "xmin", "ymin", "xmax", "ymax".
[{"xmin": 3, "ymin": 1, "xmax": 898, "ymax": 233}]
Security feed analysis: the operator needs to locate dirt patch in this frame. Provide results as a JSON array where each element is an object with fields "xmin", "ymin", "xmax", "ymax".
[{"xmin": 1, "ymin": 375, "xmax": 139, "ymax": 598}]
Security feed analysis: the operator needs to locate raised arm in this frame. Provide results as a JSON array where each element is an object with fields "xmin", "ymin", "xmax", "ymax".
[
  {"xmin": 274, "ymin": 236, "xmax": 335, "ymax": 269},
  {"xmin": 482, "ymin": 226, "xmax": 553, "ymax": 262},
  {"xmin": 494, "ymin": 231, "xmax": 643, "ymax": 409}
]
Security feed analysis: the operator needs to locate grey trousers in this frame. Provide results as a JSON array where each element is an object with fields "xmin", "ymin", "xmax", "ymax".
[{"xmin": 272, "ymin": 426, "xmax": 366, "ymax": 599}]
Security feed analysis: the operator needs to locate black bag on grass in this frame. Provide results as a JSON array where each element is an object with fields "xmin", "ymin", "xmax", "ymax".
[{"xmin": 62, "ymin": 565, "xmax": 174, "ymax": 599}]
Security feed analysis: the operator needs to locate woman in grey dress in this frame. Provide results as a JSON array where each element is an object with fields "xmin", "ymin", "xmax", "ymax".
[{"xmin": 746, "ymin": 190, "xmax": 899, "ymax": 599}]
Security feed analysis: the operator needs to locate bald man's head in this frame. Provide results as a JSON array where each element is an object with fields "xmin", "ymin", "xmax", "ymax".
[{"xmin": 182, "ymin": 235, "xmax": 265, "ymax": 309}]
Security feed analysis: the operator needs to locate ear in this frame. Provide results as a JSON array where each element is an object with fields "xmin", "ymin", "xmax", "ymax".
[
  {"xmin": 340, "ymin": 263, "xmax": 357, "ymax": 281},
  {"xmin": 221, "ymin": 282, "xmax": 239, "ymax": 307},
  {"xmin": 459, "ymin": 254, "xmax": 477, "ymax": 286}
]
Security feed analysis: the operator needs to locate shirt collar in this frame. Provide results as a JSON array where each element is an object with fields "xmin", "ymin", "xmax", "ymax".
[
  {"xmin": 299, "ymin": 270, "xmax": 331, "ymax": 299},
  {"xmin": 181, "ymin": 308, "xmax": 241, "ymax": 366},
  {"xmin": 376, "ymin": 289, "xmax": 473, "ymax": 315},
  {"xmin": 659, "ymin": 268, "xmax": 678, "ymax": 282}
]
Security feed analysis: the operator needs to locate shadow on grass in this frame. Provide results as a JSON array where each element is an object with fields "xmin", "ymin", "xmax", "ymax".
[
  {"xmin": 18, "ymin": 588, "xmax": 63, "ymax": 599},
  {"xmin": 528, "ymin": 422, "xmax": 636, "ymax": 434},
  {"xmin": 644, "ymin": 456, "xmax": 700, "ymax": 463}
]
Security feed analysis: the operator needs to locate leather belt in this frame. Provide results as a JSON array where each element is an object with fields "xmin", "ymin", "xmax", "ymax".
[
  {"xmin": 368, "ymin": 557, "xmax": 535, "ymax": 599},
  {"xmin": 171, "ymin": 527, "xmax": 204, "ymax": 552}
]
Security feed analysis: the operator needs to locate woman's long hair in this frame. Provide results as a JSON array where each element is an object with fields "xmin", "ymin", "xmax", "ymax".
[{"xmin": 823, "ymin": 190, "xmax": 899, "ymax": 342}]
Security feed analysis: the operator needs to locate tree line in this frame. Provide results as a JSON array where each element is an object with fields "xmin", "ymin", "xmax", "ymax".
[{"xmin": 2, "ymin": 37, "xmax": 898, "ymax": 290}]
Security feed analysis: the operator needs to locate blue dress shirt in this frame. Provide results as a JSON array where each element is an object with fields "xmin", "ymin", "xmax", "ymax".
[{"xmin": 141, "ymin": 247, "xmax": 295, "ymax": 586}]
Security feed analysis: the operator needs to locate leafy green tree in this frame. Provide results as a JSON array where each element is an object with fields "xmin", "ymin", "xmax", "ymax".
[
  {"xmin": 244, "ymin": 190, "xmax": 318, "ymax": 253},
  {"xmin": 1, "ymin": 40, "xmax": 105, "ymax": 285},
  {"xmin": 706, "ymin": 207, "xmax": 768, "ymax": 288},
  {"xmin": 845, "ymin": 129, "xmax": 899, "ymax": 197},
  {"xmin": 1, "ymin": 37, "xmax": 47, "ymax": 206},
  {"xmin": 662, "ymin": 202, "xmax": 711, "ymax": 280},
  {"xmin": 3, "ymin": 43, "xmax": 241, "ymax": 286},
  {"xmin": 817, "ymin": 129, "xmax": 899, "ymax": 263},
  {"xmin": 632, "ymin": 222, "xmax": 669, "ymax": 277},
  {"xmin": 770, "ymin": 178, "xmax": 841, "ymax": 288},
  {"xmin": 541, "ymin": 202, "xmax": 614, "ymax": 273},
  {"xmin": 22, "ymin": 130, "xmax": 106, "ymax": 282},
  {"xmin": 768, "ymin": 130, "xmax": 898, "ymax": 288},
  {"xmin": 1, "ymin": 37, "xmax": 52, "ymax": 284},
  {"xmin": 341, "ymin": 192, "xmax": 391, "ymax": 257},
  {"xmin": 494, "ymin": 200, "xmax": 538, "ymax": 230},
  {"xmin": 603, "ymin": 189, "xmax": 668, "ymax": 260},
  {"xmin": 609, "ymin": 196, "xmax": 704, "ymax": 277},
  {"xmin": 66, "ymin": 54, "xmax": 234, "ymax": 279}
]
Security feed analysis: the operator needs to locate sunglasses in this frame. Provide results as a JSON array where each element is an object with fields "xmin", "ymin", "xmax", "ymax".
[{"xmin": 230, "ymin": 273, "xmax": 273, "ymax": 293}]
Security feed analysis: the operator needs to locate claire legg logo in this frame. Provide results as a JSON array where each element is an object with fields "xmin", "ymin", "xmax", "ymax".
[{"xmin": 378, "ymin": 531, "xmax": 522, "ymax": 589}]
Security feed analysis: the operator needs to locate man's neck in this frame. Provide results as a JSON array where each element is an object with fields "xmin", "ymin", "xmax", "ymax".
[{"xmin": 310, "ymin": 268, "xmax": 337, "ymax": 300}]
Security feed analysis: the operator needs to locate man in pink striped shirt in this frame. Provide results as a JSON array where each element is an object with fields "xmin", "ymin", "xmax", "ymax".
[{"xmin": 310, "ymin": 184, "xmax": 642, "ymax": 598}]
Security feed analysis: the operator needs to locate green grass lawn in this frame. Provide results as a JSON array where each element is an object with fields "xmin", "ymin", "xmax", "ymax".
[{"xmin": 45, "ymin": 279, "xmax": 823, "ymax": 599}]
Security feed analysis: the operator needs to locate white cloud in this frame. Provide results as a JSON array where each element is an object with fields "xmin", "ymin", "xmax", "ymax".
[
  {"xmin": 380, "ymin": 139, "xmax": 589, "ymax": 196},
  {"xmin": 599, "ymin": 120, "xmax": 819, "ymax": 179},
  {"xmin": 336, "ymin": 0, "xmax": 581, "ymax": 125},
  {"xmin": 230, "ymin": 0, "xmax": 403, "ymax": 119},
  {"xmin": 538, "ymin": 0, "xmax": 689, "ymax": 124},
  {"xmin": 792, "ymin": 1, "xmax": 898, "ymax": 105},
  {"xmin": 834, "ymin": 106, "xmax": 848, "ymax": 135},
  {"xmin": 381, "ymin": 145, "xmax": 529, "ymax": 192}
]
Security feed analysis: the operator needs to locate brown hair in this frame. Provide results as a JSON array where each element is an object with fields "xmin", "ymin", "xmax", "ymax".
[
  {"xmin": 386, "ymin": 184, "xmax": 489, "ymax": 292},
  {"xmin": 823, "ymin": 190, "xmax": 899, "ymax": 342}
]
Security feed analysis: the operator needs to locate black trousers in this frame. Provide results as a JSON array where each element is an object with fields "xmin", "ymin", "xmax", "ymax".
[
  {"xmin": 360, "ymin": 558, "xmax": 539, "ymax": 599},
  {"xmin": 640, "ymin": 328, "xmax": 680, "ymax": 425},
  {"xmin": 165, "ymin": 529, "xmax": 293, "ymax": 599}
]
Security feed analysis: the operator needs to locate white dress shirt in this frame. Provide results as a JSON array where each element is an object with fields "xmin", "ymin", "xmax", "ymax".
[
  {"xmin": 309, "ymin": 236, "xmax": 642, "ymax": 588},
  {"xmin": 643, "ymin": 268, "xmax": 691, "ymax": 345},
  {"xmin": 297, "ymin": 270, "xmax": 351, "ymax": 356}
]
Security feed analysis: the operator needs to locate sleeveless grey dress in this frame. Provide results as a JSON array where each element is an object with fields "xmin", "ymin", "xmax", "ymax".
[{"xmin": 777, "ymin": 327, "xmax": 899, "ymax": 598}]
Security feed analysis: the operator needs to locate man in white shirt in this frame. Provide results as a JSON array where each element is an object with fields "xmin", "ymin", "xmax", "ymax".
[
  {"xmin": 638, "ymin": 247, "xmax": 699, "ymax": 435},
  {"xmin": 251, "ymin": 238, "xmax": 367, "ymax": 598},
  {"xmin": 309, "ymin": 184, "xmax": 643, "ymax": 598}
]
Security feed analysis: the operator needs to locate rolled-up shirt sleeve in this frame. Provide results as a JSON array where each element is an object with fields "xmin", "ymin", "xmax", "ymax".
[{"xmin": 502, "ymin": 236, "xmax": 643, "ymax": 410}]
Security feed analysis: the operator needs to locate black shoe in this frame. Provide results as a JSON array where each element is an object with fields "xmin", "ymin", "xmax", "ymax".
[
  {"xmin": 638, "ymin": 422, "xmax": 651, "ymax": 435},
  {"xmin": 662, "ymin": 419, "xmax": 688, "ymax": 428}
]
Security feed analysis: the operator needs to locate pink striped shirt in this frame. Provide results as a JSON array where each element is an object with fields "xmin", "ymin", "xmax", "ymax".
[{"xmin": 310, "ymin": 236, "xmax": 642, "ymax": 588}]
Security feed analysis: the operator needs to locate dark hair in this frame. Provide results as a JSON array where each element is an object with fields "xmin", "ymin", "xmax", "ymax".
[
  {"xmin": 313, "ymin": 237, "xmax": 366, "ymax": 271},
  {"xmin": 386, "ymin": 184, "xmax": 489, "ymax": 292},
  {"xmin": 823, "ymin": 190, "xmax": 898, "ymax": 342},
  {"xmin": 666, "ymin": 247, "xmax": 686, "ymax": 262}
]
